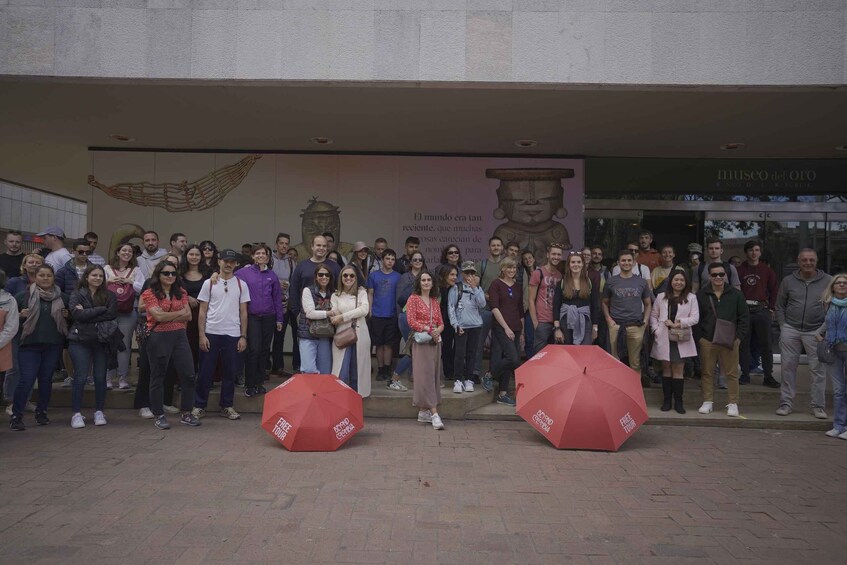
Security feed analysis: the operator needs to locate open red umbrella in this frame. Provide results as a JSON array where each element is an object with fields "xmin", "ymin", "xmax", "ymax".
[
  {"xmin": 515, "ymin": 345, "xmax": 648, "ymax": 451},
  {"xmin": 261, "ymin": 374, "xmax": 364, "ymax": 452}
]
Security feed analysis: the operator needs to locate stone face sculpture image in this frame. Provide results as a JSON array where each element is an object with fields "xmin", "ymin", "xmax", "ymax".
[
  {"xmin": 292, "ymin": 197, "xmax": 353, "ymax": 260},
  {"xmin": 486, "ymin": 168, "xmax": 574, "ymax": 262}
]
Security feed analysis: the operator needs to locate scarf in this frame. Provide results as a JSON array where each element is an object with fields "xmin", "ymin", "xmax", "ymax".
[
  {"xmin": 560, "ymin": 303, "xmax": 591, "ymax": 345},
  {"xmin": 22, "ymin": 284, "xmax": 68, "ymax": 340},
  {"xmin": 826, "ymin": 298, "xmax": 847, "ymax": 346}
]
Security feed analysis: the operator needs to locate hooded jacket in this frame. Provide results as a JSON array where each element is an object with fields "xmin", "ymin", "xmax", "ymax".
[
  {"xmin": 776, "ymin": 269, "xmax": 832, "ymax": 332},
  {"xmin": 136, "ymin": 248, "xmax": 168, "ymax": 280}
]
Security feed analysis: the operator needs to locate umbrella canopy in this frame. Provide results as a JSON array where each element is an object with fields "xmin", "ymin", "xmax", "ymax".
[
  {"xmin": 261, "ymin": 374, "xmax": 364, "ymax": 452},
  {"xmin": 515, "ymin": 345, "xmax": 648, "ymax": 451}
]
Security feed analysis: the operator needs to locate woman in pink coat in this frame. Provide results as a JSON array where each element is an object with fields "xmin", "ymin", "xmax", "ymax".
[{"xmin": 650, "ymin": 270, "xmax": 699, "ymax": 414}]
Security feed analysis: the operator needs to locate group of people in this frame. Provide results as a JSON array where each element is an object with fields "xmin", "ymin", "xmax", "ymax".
[{"xmin": 0, "ymin": 226, "xmax": 845, "ymax": 438}]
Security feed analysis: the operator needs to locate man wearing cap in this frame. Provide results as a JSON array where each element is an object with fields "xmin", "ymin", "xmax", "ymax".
[
  {"xmin": 736, "ymin": 240, "xmax": 780, "ymax": 388},
  {"xmin": 448, "ymin": 261, "xmax": 486, "ymax": 393},
  {"xmin": 271, "ymin": 232, "xmax": 298, "ymax": 377},
  {"xmin": 38, "ymin": 226, "xmax": 71, "ymax": 270},
  {"xmin": 193, "ymin": 249, "xmax": 250, "ymax": 421}
]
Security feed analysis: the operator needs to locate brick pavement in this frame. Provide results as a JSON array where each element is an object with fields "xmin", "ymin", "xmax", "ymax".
[{"xmin": 1, "ymin": 411, "xmax": 846, "ymax": 564}]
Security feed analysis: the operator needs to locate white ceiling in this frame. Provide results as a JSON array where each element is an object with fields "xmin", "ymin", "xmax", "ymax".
[{"xmin": 1, "ymin": 78, "xmax": 846, "ymax": 159}]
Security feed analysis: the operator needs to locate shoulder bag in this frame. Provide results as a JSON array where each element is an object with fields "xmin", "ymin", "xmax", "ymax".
[
  {"xmin": 709, "ymin": 296, "xmax": 736, "ymax": 349},
  {"xmin": 308, "ymin": 290, "xmax": 335, "ymax": 338},
  {"xmin": 333, "ymin": 292, "xmax": 359, "ymax": 349},
  {"xmin": 817, "ymin": 339, "xmax": 836, "ymax": 364}
]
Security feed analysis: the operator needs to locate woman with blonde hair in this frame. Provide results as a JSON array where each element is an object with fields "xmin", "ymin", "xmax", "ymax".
[
  {"xmin": 330, "ymin": 264, "xmax": 371, "ymax": 396},
  {"xmin": 817, "ymin": 273, "xmax": 847, "ymax": 439}
]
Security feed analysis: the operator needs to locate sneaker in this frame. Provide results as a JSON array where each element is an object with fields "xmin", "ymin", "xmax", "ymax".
[
  {"xmin": 118, "ymin": 377, "xmax": 132, "ymax": 390},
  {"xmin": 750, "ymin": 365, "xmax": 764, "ymax": 374},
  {"xmin": 417, "ymin": 410, "xmax": 432, "ymax": 423},
  {"xmin": 775, "ymin": 405, "xmax": 792, "ymax": 416},
  {"xmin": 9, "ymin": 415, "xmax": 25, "ymax": 431},
  {"xmin": 726, "ymin": 403, "xmax": 739, "ymax": 417},
  {"xmin": 220, "ymin": 407, "xmax": 241, "ymax": 420},
  {"xmin": 106, "ymin": 378, "xmax": 114, "ymax": 390},
  {"xmin": 180, "ymin": 412, "xmax": 202, "ymax": 427},
  {"xmin": 739, "ymin": 376, "xmax": 750, "ymax": 385},
  {"xmin": 86, "ymin": 375, "xmax": 94, "ymax": 386},
  {"xmin": 482, "ymin": 373, "xmax": 494, "ymax": 392},
  {"xmin": 244, "ymin": 387, "xmax": 258, "ymax": 398},
  {"xmin": 163, "ymin": 405, "xmax": 180, "ymax": 414},
  {"xmin": 154, "ymin": 415, "xmax": 170, "ymax": 430},
  {"xmin": 388, "ymin": 380, "xmax": 408, "ymax": 392},
  {"xmin": 839, "ymin": 430, "xmax": 847, "ymax": 441},
  {"xmin": 62, "ymin": 376, "xmax": 73, "ymax": 388},
  {"xmin": 235, "ymin": 376, "xmax": 245, "ymax": 388},
  {"xmin": 94, "ymin": 411, "xmax": 107, "ymax": 426},
  {"xmin": 453, "ymin": 380, "xmax": 464, "ymax": 393},
  {"xmin": 812, "ymin": 407, "xmax": 828, "ymax": 419},
  {"xmin": 191, "ymin": 407, "xmax": 206, "ymax": 419},
  {"xmin": 257, "ymin": 385, "xmax": 267, "ymax": 394},
  {"xmin": 496, "ymin": 394, "xmax": 516, "ymax": 406},
  {"xmin": 463, "ymin": 380, "xmax": 475, "ymax": 392},
  {"xmin": 698, "ymin": 401, "xmax": 713, "ymax": 414},
  {"xmin": 71, "ymin": 413, "xmax": 86, "ymax": 429},
  {"xmin": 376, "ymin": 368, "xmax": 390, "ymax": 382},
  {"xmin": 763, "ymin": 376, "xmax": 781, "ymax": 389},
  {"xmin": 431, "ymin": 414, "xmax": 445, "ymax": 430},
  {"xmin": 717, "ymin": 378, "xmax": 727, "ymax": 390},
  {"xmin": 35, "ymin": 412, "xmax": 49, "ymax": 426},
  {"xmin": 825, "ymin": 428, "xmax": 842, "ymax": 438},
  {"xmin": 139, "ymin": 407, "xmax": 154, "ymax": 419}
]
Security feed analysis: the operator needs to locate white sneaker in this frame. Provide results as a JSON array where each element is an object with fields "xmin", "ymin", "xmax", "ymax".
[
  {"xmin": 417, "ymin": 410, "xmax": 432, "ymax": 423},
  {"xmin": 106, "ymin": 378, "xmax": 114, "ymax": 390},
  {"xmin": 698, "ymin": 401, "xmax": 713, "ymax": 414},
  {"xmin": 71, "ymin": 413, "xmax": 86, "ymax": 429},
  {"xmin": 726, "ymin": 403, "xmax": 739, "ymax": 417},
  {"xmin": 118, "ymin": 377, "xmax": 132, "ymax": 390},
  {"xmin": 453, "ymin": 380, "xmax": 464, "ymax": 393},
  {"xmin": 825, "ymin": 428, "xmax": 842, "ymax": 438},
  {"xmin": 94, "ymin": 411, "xmax": 107, "ymax": 426},
  {"xmin": 431, "ymin": 414, "xmax": 445, "ymax": 430},
  {"xmin": 139, "ymin": 407, "xmax": 154, "ymax": 419},
  {"xmin": 463, "ymin": 380, "xmax": 474, "ymax": 392},
  {"xmin": 62, "ymin": 376, "xmax": 73, "ymax": 388},
  {"xmin": 163, "ymin": 405, "xmax": 180, "ymax": 414},
  {"xmin": 387, "ymin": 380, "xmax": 407, "ymax": 392}
]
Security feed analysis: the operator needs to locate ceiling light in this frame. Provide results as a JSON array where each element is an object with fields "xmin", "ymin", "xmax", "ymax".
[
  {"xmin": 310, "ymin": 137, "xmax": 333, "ymax": 145},
  {"xmin": 835, "ymin": 145, "xmax": 847, "ymax": 151},
  {"xmin": 109, "ymin": 134, "xmax": 135, "ymax": 142},
  {"xmin": 720, "ymin": 142, "xmax": 745, "ymax": 150},
  {"xmin": 514, "ymin": 139, "xmax": 538, "ymax": 148}
]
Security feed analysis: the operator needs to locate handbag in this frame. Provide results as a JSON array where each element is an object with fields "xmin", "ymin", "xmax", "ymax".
[
  {"xmin": 309, "ymin": 318, "xmax": 335, "ymax": 338},
  {"xmin": 412, "ymin": 298, "xmax": 435, "ymax": 345},
  {"xmin": 332, "ymin": 293, "xmax": 359, "ymax": 348},
  {"xmin": 668, "ymin": 327, "xmax": 691, "ymax": 343},
  {"xmin": 817, "ymin": 339, "xmax": 836, "ymax": 364},
  {"xmin": 709, "ymin": 296, "xmax": 737, "ymax": 349}
]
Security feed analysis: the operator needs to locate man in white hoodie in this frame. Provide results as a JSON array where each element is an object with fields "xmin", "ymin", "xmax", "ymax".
[{"xmin": 136, "ymin": 230, "xmax": 168, "ymax": 279}]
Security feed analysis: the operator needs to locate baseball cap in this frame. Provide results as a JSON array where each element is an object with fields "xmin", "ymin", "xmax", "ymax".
[
  {"xmin": 37, "ymin": 226, "xmax": 65, "ymax": 238},
  {"xmin": 219, "ymin": 249, "xmax": 241, "ymax": 261},
  {"xmin": 352, "ymin": 241, "xmax": 369, "ymax": 252},
  {"xmin": 461, "ymin": 260, "xmax": 477, "ymax": 273}
]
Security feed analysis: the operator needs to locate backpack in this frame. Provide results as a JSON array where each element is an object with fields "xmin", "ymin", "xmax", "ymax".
[{"xmin": 107, "ymin": 267, "xmax": 137, "ymax": 314}]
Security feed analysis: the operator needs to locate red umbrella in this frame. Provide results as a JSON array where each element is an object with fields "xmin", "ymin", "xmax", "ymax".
[
  {"xmin": 261, "ymin": 374, "xmax": 364, "ymax": 452},
  {"xmin": 515, "ymin": 345, "xmax": 648, "ymax": 451}
]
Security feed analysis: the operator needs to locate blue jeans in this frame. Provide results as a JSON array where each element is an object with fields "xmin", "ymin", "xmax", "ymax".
[
  {"xmin": 394, "ymin": 312, "xmax": 412, "ymax": 376},
  {"xmin": 13, "ymin": 343, "xmax": 62, "ymax": 416},
  {"xmin": 298, "ymin": 337, "xmax": 332, "ymax": 374},
  {"xmin": 69, "ymin": 342, "xmax": 108, "ymax": 412},
  {"xmin": 830, "ymin": 347, "xmax": 847, "ymax": 433},
  {"xmin": 196, "ymin": 334, "xmax": 238, "ymax": 409}
]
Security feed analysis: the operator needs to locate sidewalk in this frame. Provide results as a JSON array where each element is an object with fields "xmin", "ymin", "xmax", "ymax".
[{"xmin": 1, "ymin": 412, "xmax": 845, "ymax": 564}]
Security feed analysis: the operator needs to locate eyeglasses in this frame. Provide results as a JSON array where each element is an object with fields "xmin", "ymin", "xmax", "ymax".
[
  {"xmin": 316, "ymin": 273, "xmax": 330, "ymax": 278},
  {"xmin": 201, "ymin": 247, "xmax": 212, "ymax": 251},
  {"xmin": 342, "ymin": 274, "xmax": 356, "ymax": 279},
  {"xmin": 76, "ymin": 250, "xmax": 91, "ymax": 255},
  {"xmin": 834, "ymin": 281, "xmax": 847, "ymax": 285},
  {"xmin": 710, "ymin": 272, "xmax": 727, "ymax": 278},
  {"xmin": 447, "ymin": 251, "xmax": 459, "ymax": 255},
  {"xmin": 160, "ymin": 271, "xmax": 177, "ymax": 277}
]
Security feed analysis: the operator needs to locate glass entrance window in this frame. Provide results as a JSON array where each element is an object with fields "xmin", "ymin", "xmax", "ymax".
[{"xmin": 829, "ymin": 216, "xmax": 847, "ymax": 275}]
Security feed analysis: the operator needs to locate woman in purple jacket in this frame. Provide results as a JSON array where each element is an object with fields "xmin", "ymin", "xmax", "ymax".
[{"xmin": 236, "ymin": 245, "xmax": 283, "ymax": 398}]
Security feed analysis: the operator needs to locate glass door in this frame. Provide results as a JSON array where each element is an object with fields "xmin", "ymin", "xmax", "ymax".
[
  {"xmin": 828, "ymin": 213, "xmax": 847, "ymax": 275},
  {"xmin": 584, "ymin": 208, "xmax": 642, "ymax": 258}
]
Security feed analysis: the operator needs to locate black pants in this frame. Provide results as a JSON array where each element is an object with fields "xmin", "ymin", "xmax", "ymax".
[
  {"xmin": 452, "ymin": 327, "xmax": 481, "ymax": 380},
  {"xmin": 740, "ymin": 308, "xmax": 774, "ymax": 379},
  {"xmin": 134, "ymin": 341, "xmax": 177, "ymax": 409},
  {"xmin": 246, "ymin": 314, "xmax": 275, "ymax": 388},
  {"xmin": 441, "ymin": 323, "xmax": 455, "ymax": 380},
  {"xmin": 146, "ymin": 330, "xmax": 196, "ymax": 416},
  {"xmin": 271, "ymin": 310, "xmax": 300, "ymax": 373},
  {"xmin": 491, "ymin": 325, "xmax": 521, "ymax": 394}
]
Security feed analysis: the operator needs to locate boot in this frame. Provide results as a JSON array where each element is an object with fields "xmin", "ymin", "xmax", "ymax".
[
  {"xmin": 660, "ymin": 377, "xmax": 673, "ymax": 412},
  {"xmin": 672, "ymin": 379, "xmax": 686, "ymax": 414}
]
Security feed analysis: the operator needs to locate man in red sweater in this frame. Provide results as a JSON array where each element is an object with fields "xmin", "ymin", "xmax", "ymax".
[{"xmin": 736, "ymin": 240, "xmax": 780, "ymax": 388}]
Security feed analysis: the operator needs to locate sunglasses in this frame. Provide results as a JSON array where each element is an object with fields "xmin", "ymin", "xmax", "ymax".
[
  {"xmin": 342, "ymin": 273, "xmax": 356, "ymax": 279},
  {"xmin": 411, "ymin": 258, "xmax": 423, "ymax": 263},
  {"xmin": 447, "ymin": 251, "xmax": 459, "ymax": 255},
  {"xmin": 160, "ymin": 271, "xmax": 177, "ymax": 277},
  {"xmin": 316, "ymin": 273, "xmax": 330, "ymax": 278},
  {"xmin": 76, "ymin": 249, "xmax": 91, "ymax": 255},
  {"xmin": 710, "ymin": 272, "xmax": 727, "ymax": 278}
]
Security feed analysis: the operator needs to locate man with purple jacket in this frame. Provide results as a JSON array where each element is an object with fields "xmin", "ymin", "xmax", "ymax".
[{"xmin": 236, "ymin": 244, "xmax": 284, "ymax": 397}]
